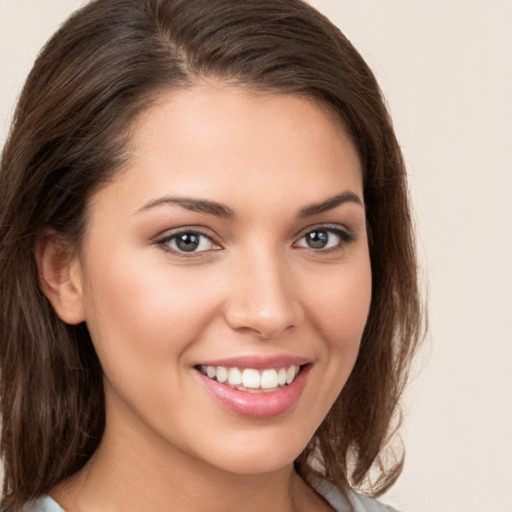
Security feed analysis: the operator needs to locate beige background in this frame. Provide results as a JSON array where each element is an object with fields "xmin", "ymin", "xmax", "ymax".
[{"xmin": 1, "ymin": 1, "xmax": 511, "ymax": 511}]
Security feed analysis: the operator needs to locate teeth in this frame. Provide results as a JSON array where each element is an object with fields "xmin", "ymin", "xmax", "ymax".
[
  {"xmin": 201, "ymin": 364, "xmax": 301, "ymax": 391},
  {"xmin": 286, "ymin": 366, "xmax": 296, "ymax": 384},
  {"xmin": 261, "ymin": 369, "xmax": 278, "ymax": 389},
  {"xmin": 216, "ymin": 366, "xmax": 228, "ymax": 383},
  {"xmin": 277, "ymin": 368, "xmax": 287, "ymax": 386},
  {"xmin": 227, "ymin": 367, "xmax": 242, "ymax": 386},
  {"xmin": 242, "ymin": 369, "xmax": 260, "ymax": 388}
]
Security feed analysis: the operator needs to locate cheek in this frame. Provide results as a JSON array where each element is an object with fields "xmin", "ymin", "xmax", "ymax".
[
  {"xmin": 80, "ymin": 253, "xmax": 228, "ymax": 433},
  {"xmin": 288, "ymin": 263, "xmax": 371, "ymax": 440},
  {"xmin": 304, "ymin": 258, "xmax": 372, "ymax": 349},
  {"xmin": 81, "ymin": 250, "xmax": 221, "ymax": 375},
  {"xmin": 309, "ymin": 255, "xmax": 371, "ymax": 394}
]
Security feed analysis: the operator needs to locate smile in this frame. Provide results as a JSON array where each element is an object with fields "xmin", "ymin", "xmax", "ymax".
[
  {"xmin": 199, "ymin": 365, "xmax": 301, "ymax": 393},
  {"xmin": 195, "ymin": 359, "xmax": 311, "ymax": 418}
]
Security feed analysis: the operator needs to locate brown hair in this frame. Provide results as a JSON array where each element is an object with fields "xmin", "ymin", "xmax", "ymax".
[{"xmin": 0, "ymin": 0, "xmax": 423, "ymax": 508}]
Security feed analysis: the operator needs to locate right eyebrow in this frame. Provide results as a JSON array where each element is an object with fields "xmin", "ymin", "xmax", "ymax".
[{"xmin": 135, "ymin": 196, "xmax": 235, "ymax": 218}]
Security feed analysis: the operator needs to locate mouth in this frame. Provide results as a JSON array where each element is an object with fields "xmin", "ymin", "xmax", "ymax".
[
  {"xmin": 197, "ymin": 364, "xmax": 301, "ymax": 393},
  {"xmin": 194, "ymin": 359, "xmax": 311, "ymax": 418}
]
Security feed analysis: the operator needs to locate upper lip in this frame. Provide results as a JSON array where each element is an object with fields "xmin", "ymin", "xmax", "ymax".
[{"xmin": 196, "ymin": 355, "xmax": 311, "ymax": 370}]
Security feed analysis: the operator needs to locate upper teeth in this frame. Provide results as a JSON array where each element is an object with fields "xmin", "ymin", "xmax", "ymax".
[{"xmin": 200, "ymin": 365, "xmax": 300, "ymax": 391}]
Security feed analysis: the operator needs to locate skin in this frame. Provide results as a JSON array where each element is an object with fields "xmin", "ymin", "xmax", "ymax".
[{"xmin": 41, "ymin": 83, "xmax": 372, "ymax": 512}]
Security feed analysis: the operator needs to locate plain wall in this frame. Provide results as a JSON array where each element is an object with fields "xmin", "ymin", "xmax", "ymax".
[{"xmin": 1, "ymin": 1, "xmax": 511, "ymax": 511}]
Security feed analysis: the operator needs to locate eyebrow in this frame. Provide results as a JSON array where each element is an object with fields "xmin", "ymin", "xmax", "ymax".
[
  {"xmin": 136, "ymin": 190, "xmax": 363, "ymax": 219},
  {"xmin": 136, "ymin": 197, "xmax": 234, "ymax": 218},
  {"xmin": 297, "ymin": 191, "xmax": 363, "ymax": 218}
]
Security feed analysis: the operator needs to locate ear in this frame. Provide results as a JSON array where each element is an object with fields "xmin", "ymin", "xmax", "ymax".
[{"xmin": 35, "ymin": 232, "xmax": 86, "ymax": 325}]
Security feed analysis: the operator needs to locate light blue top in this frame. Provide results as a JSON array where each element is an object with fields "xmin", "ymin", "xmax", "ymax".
[{"xmin": 22, "ymin": 475, "xmax": 398, "ymax": 512}]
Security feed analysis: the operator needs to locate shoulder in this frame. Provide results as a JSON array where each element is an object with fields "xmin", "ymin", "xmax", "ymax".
[
  {"xmin": 18, "ymin": 496, "xmax": 65, "ymax": 512},
  {"xmin": 15, "ymin": 482, "xmax": 400, "ymax": 512},
  {"xmin": 307, "ymin": 473, "xmax": 400, "ymax": 512},
  {"xmin": 348, "ymin": 491, "xmax": 399, "ymax": 512}
]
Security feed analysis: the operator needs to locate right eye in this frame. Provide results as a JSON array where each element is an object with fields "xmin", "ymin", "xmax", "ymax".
[{"xmin": 158, "ymin": 230, "xmax": 219, "ymax": 254}]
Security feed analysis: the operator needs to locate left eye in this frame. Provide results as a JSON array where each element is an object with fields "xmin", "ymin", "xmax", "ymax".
[
  {"xmin": 161, "ymin": 231, "xmax": 217, "ymax": 253},
  {"xmin": 295, "ymin": 228, "xmax": 348, "ymax": 250}
]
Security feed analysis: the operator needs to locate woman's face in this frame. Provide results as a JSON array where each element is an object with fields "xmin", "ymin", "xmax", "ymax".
[{"xmin": 72, "ymin": 84, "xmax": 371, "ymax": 474}]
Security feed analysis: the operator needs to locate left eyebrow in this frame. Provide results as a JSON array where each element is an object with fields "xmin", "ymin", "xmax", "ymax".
[{"xmin": 297, "ymin": 191, "xmax": 363, "ymax": 218}]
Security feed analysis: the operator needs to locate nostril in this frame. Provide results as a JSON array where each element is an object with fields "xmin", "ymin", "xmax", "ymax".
[
  {"xmin": 222, "ymin": 260, "xmax": 304, "ymax": 338},
  {"xmin": 223, "ymin": 300, "xmax": 301, "ymax": 339}
]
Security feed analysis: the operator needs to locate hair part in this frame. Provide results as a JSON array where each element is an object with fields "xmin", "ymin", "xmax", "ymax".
[{"xmin": 0, "ymin": 0, "xmax": 424, "ymax": 508}]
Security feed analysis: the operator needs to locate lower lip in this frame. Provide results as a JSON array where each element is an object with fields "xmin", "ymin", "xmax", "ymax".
[{"xmin": 196, "ymin": 366, "xmax": 311, "ymax": 418}]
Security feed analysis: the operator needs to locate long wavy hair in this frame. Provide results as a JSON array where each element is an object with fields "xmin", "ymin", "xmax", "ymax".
[{"xmin": 0, "ymin": 0, "xmax": 423, "ymax": 508}]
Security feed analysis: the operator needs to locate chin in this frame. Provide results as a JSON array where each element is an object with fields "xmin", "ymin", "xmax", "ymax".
[
  {"xmin": 186, "ymin": 425, "xmax": 312, "ymax": 476},
  {"xmin": 208, "ymin": 449, "xmax": 301, "ymax": 476}
]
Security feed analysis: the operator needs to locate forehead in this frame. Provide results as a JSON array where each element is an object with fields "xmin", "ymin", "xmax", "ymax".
[{"xmin": 91, "ymin": 83, "xmax": 363, "ymax": 218}]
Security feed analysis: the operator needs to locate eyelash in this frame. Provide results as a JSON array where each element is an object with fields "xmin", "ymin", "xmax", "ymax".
[
  {"xmin": 156, "ymin": 225, "xmax": 355, "ymax": 256},
  {"xmin": 294, "ymin": 225, "xmax": 355, "ymax": 252},
  {"xmin": 157, "ymin": 228, "xmax": 219, "ymax": 255}
]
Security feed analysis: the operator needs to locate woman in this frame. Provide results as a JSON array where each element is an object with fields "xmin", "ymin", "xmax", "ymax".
[{"xmin": 0, "ymin": 0, "xmax": 423, "ymax": 510}]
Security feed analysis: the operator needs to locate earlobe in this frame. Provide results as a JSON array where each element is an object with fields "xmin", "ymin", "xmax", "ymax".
[{"xmin": 35, "ymin": 232, "xmax": 86, "ymax": 325}]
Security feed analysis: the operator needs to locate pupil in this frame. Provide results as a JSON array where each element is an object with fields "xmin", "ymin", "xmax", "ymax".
[
  {"xmin": 176, "ymin": 233, "xmax": 200, "ymax": 252},
  {"xmin": 307, "ymin": 230, "xmax": 328, "ymax": 249}
]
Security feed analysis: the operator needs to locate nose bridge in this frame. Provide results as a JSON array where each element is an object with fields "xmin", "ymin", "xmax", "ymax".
[{"xmin": 224, "ymin": 242, "xmax": 300, "ymax": 338}]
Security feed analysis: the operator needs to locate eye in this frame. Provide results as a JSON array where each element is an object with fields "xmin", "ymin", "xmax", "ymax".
[
  {"xmin": 158, "ymin": 230, "xmax": 219, "ymax": 253},
  {"xmin": 294, "ymin": 227, "xmax": 353, "ymax": 251}
]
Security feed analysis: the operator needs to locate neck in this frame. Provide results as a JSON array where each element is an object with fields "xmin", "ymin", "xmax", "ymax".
[{"xmin": 50, "ymin": 397, "xmax": 326, "ymax": 512}]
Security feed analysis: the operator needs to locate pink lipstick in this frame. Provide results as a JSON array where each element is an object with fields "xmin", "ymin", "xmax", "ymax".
[{"xmin": 194, "ymin": 356, "xmax": 311, "ymax": 418}]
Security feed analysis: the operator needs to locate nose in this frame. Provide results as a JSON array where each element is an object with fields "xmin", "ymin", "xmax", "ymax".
[{"xmin": 223, "ymin": 249, "xmax": 303, "ymax": 339}]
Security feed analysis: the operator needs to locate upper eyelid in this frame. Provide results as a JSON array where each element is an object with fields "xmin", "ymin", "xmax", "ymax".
[
  {"xmin": 153, "ymin": 223, "xmax": 353, "ymax": 247},
  {"xmin": 155, "ymin": 227, "xmax": 222, "ymax": 253},
  {"xmin": 153, "ymin": 228, "xmax": 224, "ymax": 258},
  {"xmin": 155, "ymin": 226, "xmax": 218, "ymax": 242},
  {"xmin": 293, "ymin": 223, "xmax": 352, "ymax": 240},
  {"xmin": 292, "ymin": 225, "xmax": 356, "ymax": 252}
]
